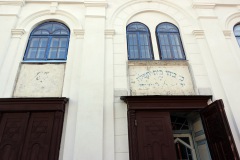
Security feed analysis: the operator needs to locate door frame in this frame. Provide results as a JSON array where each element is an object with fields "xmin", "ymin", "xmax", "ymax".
[{"xmin": 121, "ymin": 95, "xmax": 212, "ymax": 160}]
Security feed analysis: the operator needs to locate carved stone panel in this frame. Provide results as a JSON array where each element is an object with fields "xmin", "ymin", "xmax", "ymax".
[
  {"xmin": 14, "ymin": 64, "xmax": 65, "ymax": 97},
  {"xmin": 128, "ymin": 61, "xmax": 195, "ymax": 95}
]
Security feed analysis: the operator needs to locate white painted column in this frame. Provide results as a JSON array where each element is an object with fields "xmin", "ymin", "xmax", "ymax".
[
  {"xmin": 60, "ymin": 30, "xmax": 85, "ymax": 160},
  {"xmin": 73, "ymin": 2, "xmax": 107, "ymax": 160},
  {"xmin": 0, "ymin": 2, "xmax": 24, "ymax": 69},
  {"xmin": 103, "ymin": 29, "xmax": 115, "ymax": 160},
  {"xmin": 0, "ymin": 29, "xmax": 25, "ymax": 97},
  {"xmin": 195, "ymin": 17, "xmax": 240, "ymax": 149}
]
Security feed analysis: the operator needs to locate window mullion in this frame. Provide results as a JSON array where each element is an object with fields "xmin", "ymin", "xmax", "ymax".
[
  {"xmin": 167, "ymin": 32, "xmax": 174, "ymax": 59},
  {"xmin": 137, "ymin": 32, "xmax": 141, "ymax": 59},
  {"xmin": 46, "ymin": 36, "xmax": 51, "ymax": 60}
]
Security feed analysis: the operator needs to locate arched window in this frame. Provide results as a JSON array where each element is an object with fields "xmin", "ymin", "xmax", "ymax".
[
  {"xmin": 126, "ymin": 22, "xmax": 154, "ymax": 60},
  {"xmin": 234, "ymin": 24, "xmax": 240, "ymax": 46},
  {"xmin": 23, "ymin": 21, "xmax": 70, "ymax": 61},
  {"xmin": 156, "ymin": 22, "xmax": 186, "ymax": 60}
]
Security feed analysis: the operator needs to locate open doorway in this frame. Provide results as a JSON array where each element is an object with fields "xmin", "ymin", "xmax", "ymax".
[
  {"xmin": 121, "ymin": 95, "xmax": 239, "ymax": 160},
  {"xmin": 171, "ymin": 112, "xmax": 211, "ymax": 160}
]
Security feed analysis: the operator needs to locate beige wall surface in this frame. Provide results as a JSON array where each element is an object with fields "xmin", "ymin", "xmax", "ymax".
[{"xmin": 1, "ymin": 0, "xmax": 240, "ymax": 160}]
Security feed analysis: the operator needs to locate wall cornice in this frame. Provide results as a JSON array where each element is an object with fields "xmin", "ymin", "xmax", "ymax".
[
  {"xmin": 192, "ymin": 2, "xmax": 216, "ymax": 9},
  {"xmin": 84, "ymin": 1, "xmax": 107, "ymax": 8},
  {"xmin": 192, "ymin": 2, "xmax": 240, "ymax": 9},
  {"xmin": 0, "ymin": 0, "xmax": 25, "ymax": 6}
]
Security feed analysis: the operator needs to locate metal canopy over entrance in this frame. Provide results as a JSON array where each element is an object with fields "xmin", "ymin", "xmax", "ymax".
[{"xmin": 121, "ymin": 95, "xmax": 239, "ymax": 160}]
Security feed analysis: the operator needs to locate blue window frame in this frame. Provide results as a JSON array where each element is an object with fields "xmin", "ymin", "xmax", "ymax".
[
  {"xmin": 24, "ymin": 21, "xmax": 70, "ymax": 61},
  {"xmin": 126, "ymin": 22, "xmax": 154, "ymax": 60},
  {"xmin": 156, "ymin": 22, "xmax": 186, "ymax": 60},
  {"xmin": 234, "ymin": 24, "xmax": 240, "ymax": 47}
]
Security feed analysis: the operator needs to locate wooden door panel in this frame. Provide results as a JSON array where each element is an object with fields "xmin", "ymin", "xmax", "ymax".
[
  {"xmin": 21, "ymin": 112, "xmax": 55, "ymax": 160},
  {"xmin": 136, "ymin": 112, "xmax": 177, "ymax": 160},
  {"xmin": 201, "ymin": 100, "xmax": 240, "ymax": 160},
  {"xmin": 0, "ymin": 113, "xmax": 30, "ymax": 160},
  {"xmin": 49, "ymin": 111, "xmax": 64, "ymax": 160}
]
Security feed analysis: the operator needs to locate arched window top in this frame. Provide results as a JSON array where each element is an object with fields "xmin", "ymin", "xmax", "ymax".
[
  {"xmin": 23, "ymin": 21, "xmax": 70, "ymax": 61},
  {"xmin": 234, "ymin": 24, "xmax": 240, "ymax": 36},
  {"xmin": 31, "ymin": 21, "xmax": 70, "ymax": 36},
  {"xmin": 156, "ymin": 22, "xmax": 179, "ymax": 33},
  {"xmin": 127, "ymin": 22, "xmax": 149, "ymax": 32}
]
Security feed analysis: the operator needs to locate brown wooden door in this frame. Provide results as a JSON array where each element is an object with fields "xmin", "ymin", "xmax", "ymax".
[
  {"xmin": 21, "ymin": 112, "xmax": 55, "ymax": 160},
  {"xmin": 136, "ymin": 111, "xmax": 177, "ymax": 160},
  {"xmin": 201, "ymin": 100, "xmax": 240, "ymax": 160},
  {"xmin": 0, "ymin": 112, "xmax": 64, "ymax": 160},
  {"xmin": 0, "ymin": 113, "xmax": 29, "ymax": 160}
]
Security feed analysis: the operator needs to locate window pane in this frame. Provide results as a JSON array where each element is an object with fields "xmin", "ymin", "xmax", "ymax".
[
  {"xmin": 27, "ymin": 48, "xmax": 37, "ymax": 59},
  {"xmin": 59, "ymin": 38, "xmax": 68, "ymax": 47},
  {"xmin": 39, "ymin": 38, "xmax": 48, "ymax": 47},
  {"xmin": 57, "ymin": 48, "xmax": 66, "ymax": 59},
  {"xmin": 30, "ymin": 38, "xmax": 39, "ymax": 47},
  {"xmin": 234, "ymin": 25, "xmax": 240, "ymax": 36},
  {"xmin": 36, "ymin": 48, "xmax": 46, "ymax": 59},
  {"xmin": 177, "ymin": 46, "xmax": 183, "ymax": 59},
  {"xmin": 237, "ymin": 37, "xmax": 240, "ymax": 46},
  {"xmin": 170, "ymin": 34, "xmax": 176, "ymax": 45},
  {"xmin": 60, "ymin": 30, "xmax": 68, "ymax": 35},
  {"xmin": 41, "ymin": 24, "xmax": 52, "ymax": 32},
  {"xmin": 174, "ymin": 34, "xmax": 180, "ymax": 45},
  {"xmin": 50, "ymin": 38, "xmax": 59, "ymax": 47},
  {"xmin": 48, "ymin": 48, "xmax": 57, "ymax": 59}
]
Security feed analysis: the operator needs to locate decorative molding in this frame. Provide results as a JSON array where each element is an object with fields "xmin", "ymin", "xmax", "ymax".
[
  {"xmin": 192, "ymin": 30, "xmax": 205, "ymax": 39},
  {"xmin": 105, "ymin": 29, "xmax": 115, "ymax": 38},
  {"xmin": 192, "ymin": 2, "xmax": 216, "ymax": 9},
  {"xmin": 85, "ymin": 15, "xmax": 106, "ymax": 18},
  {"xmin": 198, "ymin": 16, "xmax": 218, "ymax": 20},
  {"xmin": 11, "ymin": 29, "xmax": 26, "ymax": 38},
  {"xmin": 84, "ymin": 1, "xmax": 108, "ymax": 7},
  {"xmin": 127, "ymin": 60, "xmax": 188, "ymax": 66},
  {"xmin": 223, "ymin": 30, "xmax": 232, "ymax": 38},
  {"xmin": 73, "ymin": 29, "xmax": 84, "ymax": 39},
  {"xmin": 49, "ymin": 2, "xmax": 58, "ymax": 14},
  {"xmin": 0, "ymin": 0, "xmax": 25, "ymax": 6},
  {"xmin": 121, "ymin": 95, "xmax": 212, "ymax": 110},
  {"xmin": 0, "ymin": 97, "xmax": 68, "ymax": 111}
]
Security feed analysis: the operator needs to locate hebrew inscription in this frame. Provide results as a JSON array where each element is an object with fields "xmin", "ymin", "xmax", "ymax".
[{"xmin": 129, "ymin": 63, "xmax": 195, "ymax": 95}]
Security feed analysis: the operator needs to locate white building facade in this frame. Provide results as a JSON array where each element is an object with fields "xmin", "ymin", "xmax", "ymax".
[{"xmin": 0, "ymin": 0, "xmax": 240, "ymax": 160}]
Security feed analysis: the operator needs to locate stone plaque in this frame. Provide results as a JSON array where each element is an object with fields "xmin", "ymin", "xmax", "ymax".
[
  {"xmin": 14, "ymin": 63, "xmax": 65, "ymax": 97},
  {"xmin": 129, "ymin": 61, "xmax": 195, "ymax": 95}
]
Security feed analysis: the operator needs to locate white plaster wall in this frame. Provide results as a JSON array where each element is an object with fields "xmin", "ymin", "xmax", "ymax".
[{"xmin": 1, "ymin": 0, "xmax": 240, "ymax": 160}]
